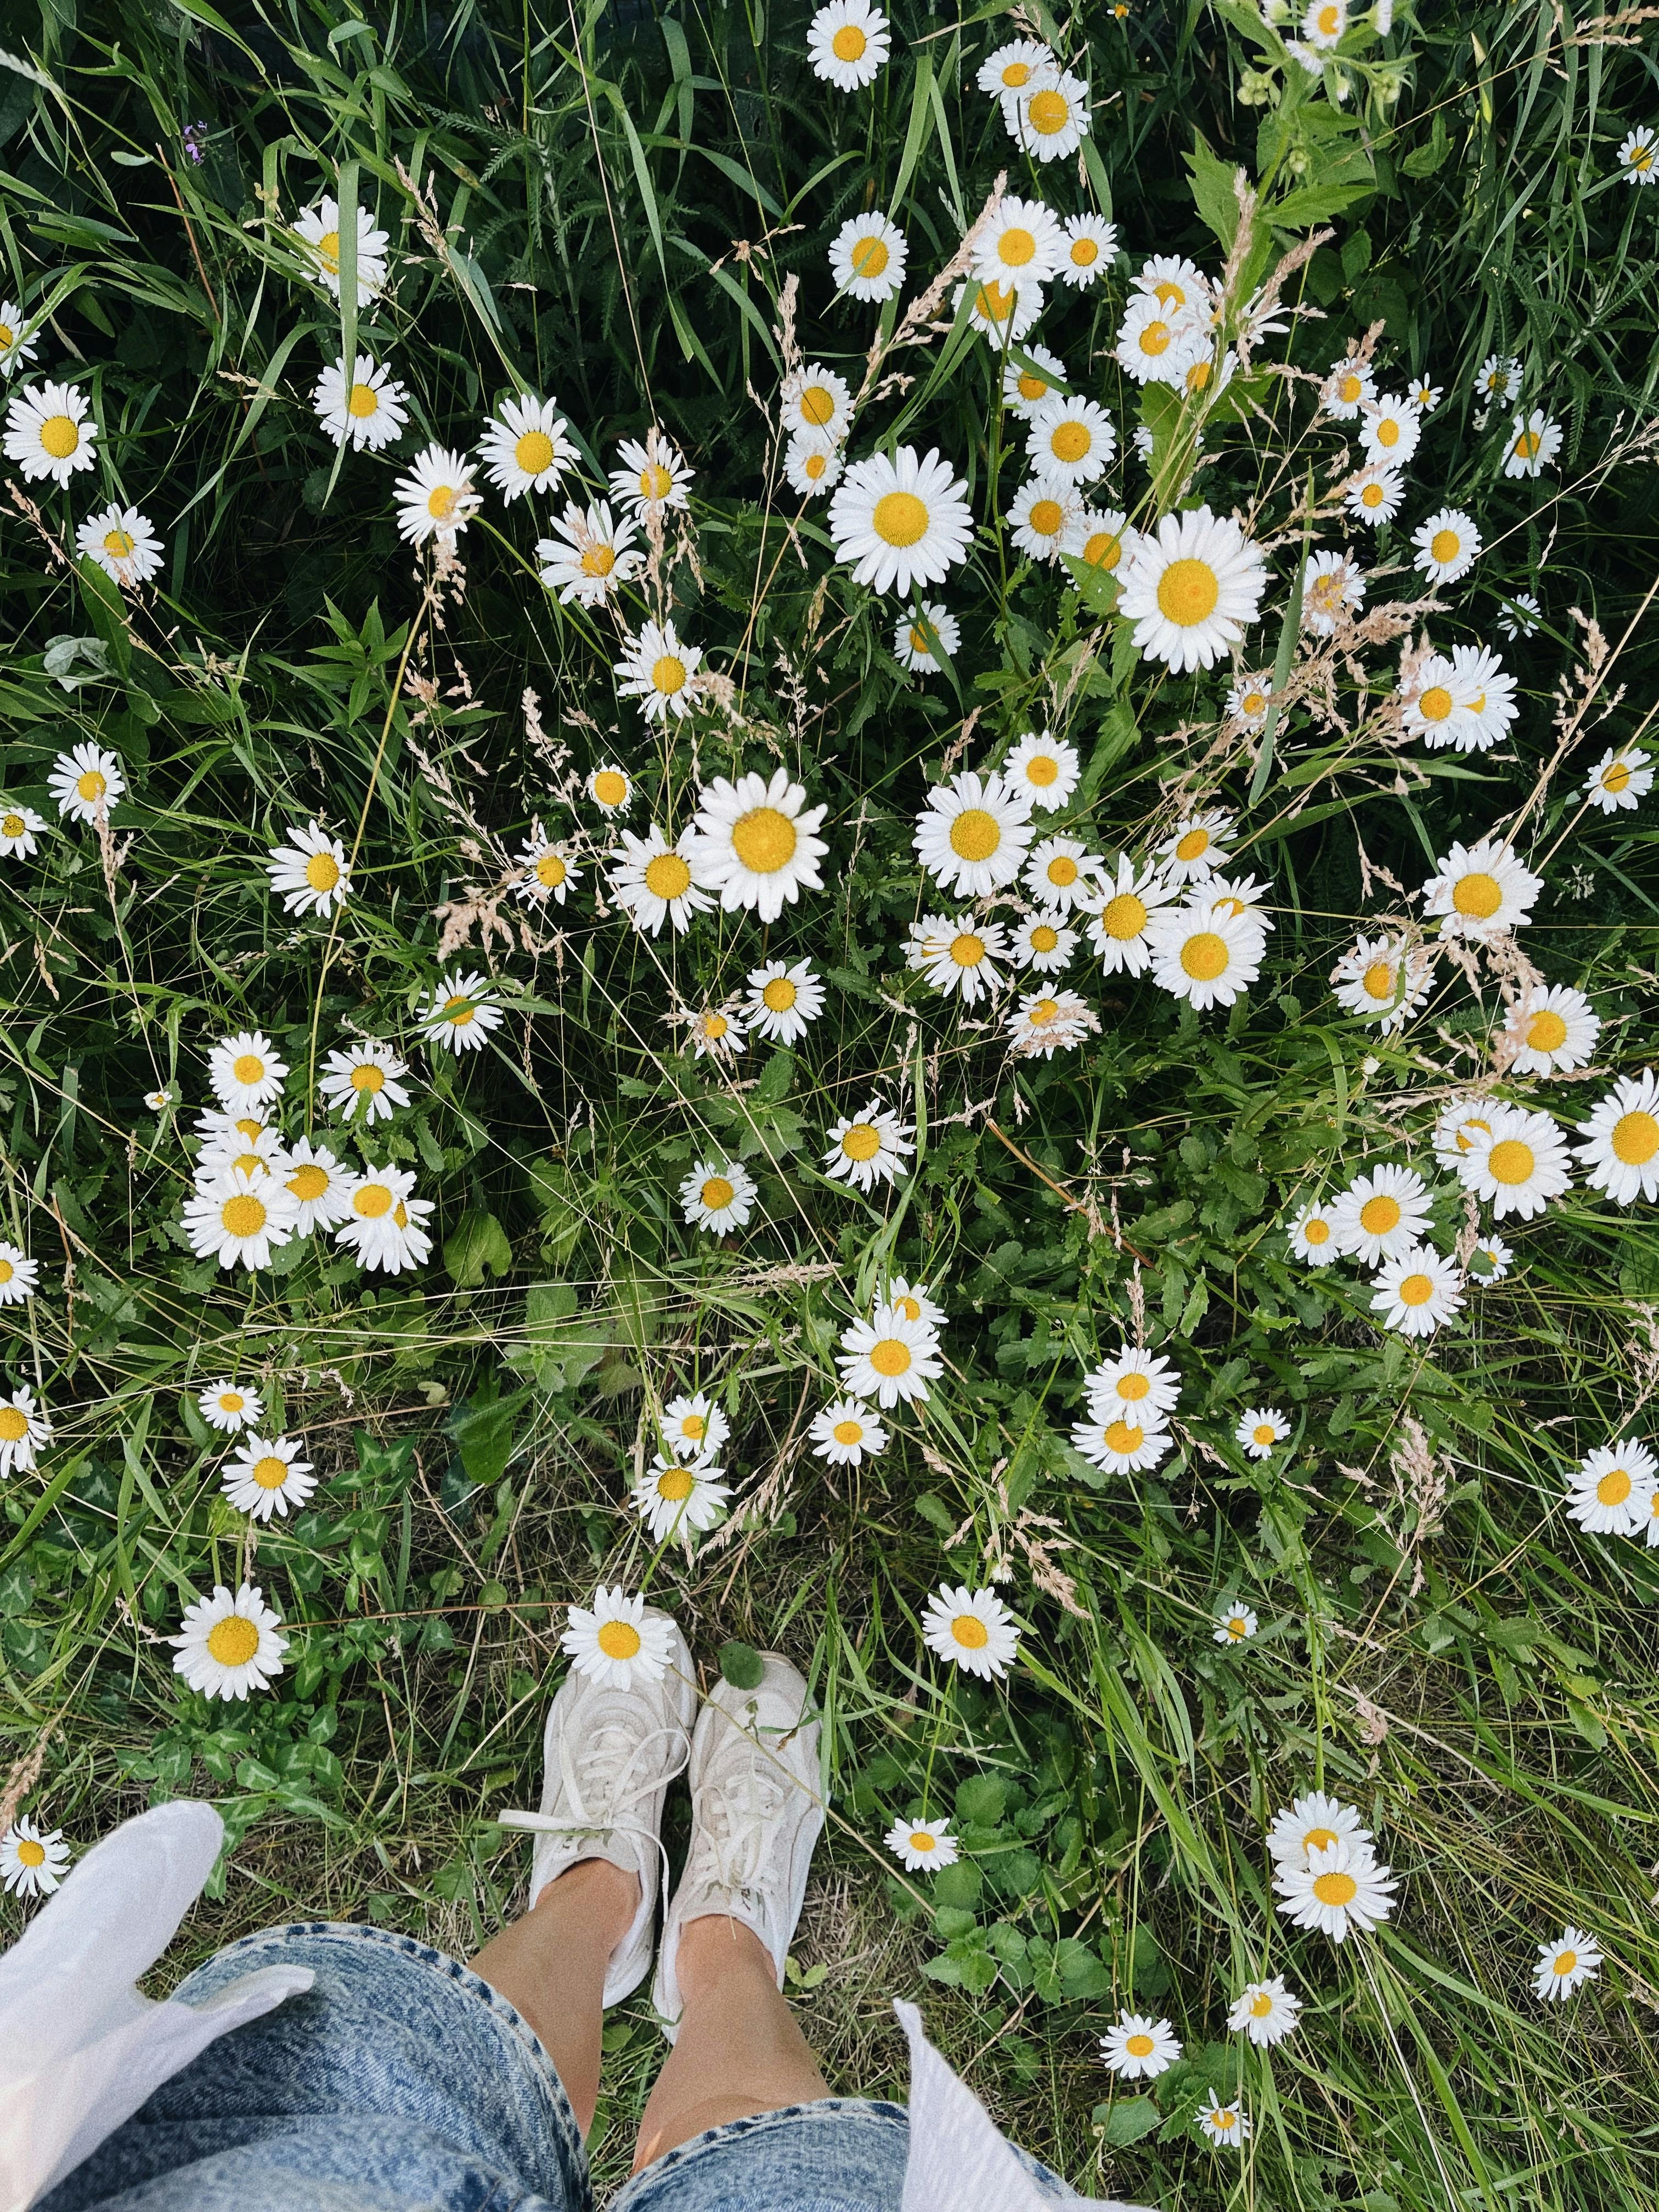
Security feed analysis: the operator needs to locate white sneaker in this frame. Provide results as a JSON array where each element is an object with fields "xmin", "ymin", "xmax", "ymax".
[
  {"xmin": 651, "ymin": 1654, "xmax": 825, "ymax": 2040},
  {"xmin": 498, "ymin": 1609, "xmax": 697, "ymax": 2006}
]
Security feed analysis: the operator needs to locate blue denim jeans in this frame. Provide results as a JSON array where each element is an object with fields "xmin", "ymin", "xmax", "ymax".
[{"xmin": 39, "ymin": 1922, "xmax": 912, "ymax": 2212}]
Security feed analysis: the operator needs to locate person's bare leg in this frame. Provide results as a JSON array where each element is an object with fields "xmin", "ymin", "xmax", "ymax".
[
  {"xmin": 632, "ymin": 1915, "xmax": 828, "ymax": 2170},
  {"xmin": 470, "ymin": 1858, "xmax": 637, "ymax": 2134}
]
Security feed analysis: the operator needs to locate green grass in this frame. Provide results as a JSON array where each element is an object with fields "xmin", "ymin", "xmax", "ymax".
[{"xmin": 3, "ymin": 0, "xmax": 1659, "ymax": 2204}]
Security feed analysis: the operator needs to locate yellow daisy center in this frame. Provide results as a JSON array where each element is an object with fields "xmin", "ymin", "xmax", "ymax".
[
  {"xmin": 950, "ymin": 932, "xmax": 986, "ymax": 968},
  {"xmin": 1597, "ymin": 1468, "xmax": 1631, "ymax": 1506},
  {"xmin": 207, "ymin": 1615, "xmax": 261, "ymax": 1667},
  {"xmin": 1118, "ymin": 1373, "xmax": 1150, "ymax": 1401},
  {"xmin": 441, "ymin": 997, "xmax": 476, "ymax": 1025},
  {"xmin": 763, "ymin": 975, "xmax": 798, "ymax": 1011},
  {"xmin": 1554, "ymin": 1948, "xmax": 1578, "ymax": 1974},
  {"xmin": 1252, "ymin": 1423, "xmax": 1276, "ymax": 1446},
  {"xmin": 657, "ymin": 1465, "xmax": 696, "ymax": 1500},
  {"xmin": 1486, "ymin": 1138, "xmax": 1534, "ymax": 1185},
  {"xmin": 841, "ymin": 1123, "xmax": 881, "ymax": 1161},
  {"xmin": 800, "ymin": 382, "xmax": 838, "ymax": 425},
  {"xmin": 644, "ymin": 852, "xmax": 691, "ymax": 901},
  {"xmin": 1001, "ymin": 60, "xmax": 1032, "ymax": 86},
  {"xmin": 949, "ymin": 808, "xmax": 1001, "ymax": 861},
  {"xmin": 582, "ymin": 543, "xmax": 616, "ymax": 577},
  {"xmin": 1361, "ymin": 481, "xmax": 1385, "ymax": 508},
  {"xmin": 516, "ymin": 428, "xmax": 555, "ymax": 474},
  {"xmin": 1515, "ymin": 430, "xmax": 1541, "ymax": 460},
  {"xmin": 76, "ymin": 770, "xmax": 107, "ymax": 802},
  {"xmin": 1051, "ymin": 420, "xmax": 1090, "ymax": 465},
  {"xmin": 354, "ymin": 1183, "xmax": 394, "ymax": 1219},
  {"xmin": 251, "ymin": 1454, "xmax": 290, "ymax": 1489},
  {"xmin": 1105, "ymin": 1419, "xmax": 1144, "ymax": 1454},
  {"xmin": 1018, "ymin": 370, "xmax": 1049, "ymax": 402},
  {"xmin": 1611, "ymin": 1111, "xmax": 1659, "ymax": 1164},
  {"xmin": 289, "ymin": 1163, "xmax": 330, "ymax": 1203},
  {"xmin": 1181, "ymin": 931, "xmax": 1229, "ymax": 981},
  {"xmin": 1029, "ymin": 497, "xmax": 1064, "ymax": 537},
  {"xmin": 1102, "ymin": 891, "xmax": 1147, "ymax": 940},
  {"xmin": 1304, "ymin": 1217, "xmax": 1331, "ymax": 1244},
  {"xmin": 701, "ymin": 1176, "xmax": 735, "ymax": 1210},
  {"xmin": 427, "ymin": 484, "xmax": 458, "ymax": 521},
  {"xmin": 1359, "ymin": 1193, "xmax": 1401, "ymax": 1235},
  {"xmin": 873, "ymin": 490, "xmax": 929, "ymax": 546},
  {"xmin": 1250, "ymin": 1991, "xmax": 1273, "ymax": 2016},
  {"xmin": 347, "ymin": 382, "xmax": 379, "ymax": 419},
  {"xmin": 306, "ymin": 851, "xmax": 341, "ymax": 891},
  {"xmin": 1030, "ymin": 924, "xmax": 1059, "ymax": 953},
  {"xmin": 1158, "ymin": 560, "xmax": 1221, "ymax": 627},
  {"xmin": 1138, "ymin": 320, "xmax": 1172, "ymax": 357},
  {"xmin": 221, "ymin": 1193, "xmax": 267, "ymax": 1237},
  {"xmin": 41, "ymin": 414, "xmax": 79, "ymax": 459},
  {"xmin": 1452, "ymin": 871, "xmax": 1503, "ymax": 919},
  {"xmin": 1430, "ymin": 527, "xmax": 1460, "ymax": 564},
  {"xmin": 1070, "ymin": 236, "xmax": 1099, "ymax": 267},
  {"xmin": 1526, "ymin": 1009, "xmax": 1567, "ymax": 1052},
  {"xmin": 593, "ymin": 770, "xmax": 628, "ymax": 807},
  {"xmin": 951, "ymin": 1612, "xmax": 989, "ymax": 1647},
  {"xmin": 1027, "ymin": 87, "xmax": 1070, "ymax": 134},
  {"xmin": 975, "ymin": 281, "xmax": 1019, "ymax": 323},
  {"xmin": 833, "ymin": 1418, "xmax": 864, "ymax": 1445},
  {"xmin": 535, "ymin": 851, "xmax": 567, "ymax": 888},
  {"xmin": 1125, "ymin": 2032, "xmax": 1154, "ymax": 2056},
  {"xmin": 218, "ymin": 1392, "xmax": 245, "ymax": 1412},
  {"xmin": 909, "ymin": 1829, "xmax": 936, "ymax": 1850},
  {"xmin": 597, "ymin": 1619, "xmax": 642, "ymax": 1660},
  {"xmin": 852, "ymin": 235, "xmax": 889, "ymax": 279},
  {"xmin": 2, "ymin": 814, "xmax": 23, "ymax": 837},
  {"xmin": 1029, "ymin": 997, "xmax": 1060, "ymax": 1025},
  {"xmin": 832, "ymin": 22, "xmax": 867, "ymax": 59},
  {"xmin": 869, "ymin": 1337, "xmax": 912, "ymax": 1376},
  {"xmin": 0, "ymin": 1407, "xmax": 29, "ymax": 1441},
  {"xmin": 732, "ymin": 806, "xmax": 798, "ymax": 874},
  {"xmin": 1339, "ymin": 374, "xmax": 1363, "ymax": 402},
  {"xmin": 651, "ymin": 653, "xmax": 688, "ymax": 697},
  {"xmin": 1312, "ymin": 1870, "xmax": 1358, "ymax": 1906},
  {"xmin": 16, "ymin": 1836, "xmax": 46, "ymax": 1866},
  {"xmin": 998, "ymin": 225, "xmax": 1037, "ymax": 267},
  {"xmin": 104, "ymin": 528, "xmax": 136, "ymax": 558},
  {"xmin": 1362, "ymin": 961, "xmax": 1396, "ymax": 1000},
  {"xmin": 350, "ymin": 1064, "xmax": 386, "ymax": 1093},
  {"xmin": 313, "ymin": 227, "xmax": 340, "ymax": 269}
]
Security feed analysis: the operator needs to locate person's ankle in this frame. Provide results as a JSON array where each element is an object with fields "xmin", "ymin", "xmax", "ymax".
[
  {"xmin": 536, "ymin": 1854, "xmax": 640, "ymax": 1946},
  {"xmin": 675, "ymin": 1912, "xmax": 776, "ymax": 2002}
]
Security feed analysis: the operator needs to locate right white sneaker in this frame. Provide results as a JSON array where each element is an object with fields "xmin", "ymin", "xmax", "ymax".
[
  {"xmin": 651, "ymin": 1654, "xmax": 825, "ymax": 2041},
  {"xmin": 498, "ymin": 1609, "xmax": 697, "ymax": 2006}
]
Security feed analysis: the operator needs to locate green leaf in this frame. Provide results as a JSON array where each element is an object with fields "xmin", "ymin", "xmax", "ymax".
[
  {"xmin": 1186, "ymin": 136, "xmax": 1244, "ymax": 250},
  {"xmin": 754, "ymin": 1049, "xmax": 794, "ymax": 1105},
  {"xmin": 932, "ymin": 1859, "xmax": 983, "ymax": 1911},
  {"xmin": 956, "ymin": 1774, "xmax": 1009, "ymax": 1827},
  {"xmin": 1098, "ymin": 2095, "xmax": 1165, "ymax": 2147},
  {"xmin": 719, "ymin": 1639, "xmax": 766, "ymax": 1690},
  {"xmin": 443, "ymin": 1208, "xmax": 512, "ymax": 1288}
]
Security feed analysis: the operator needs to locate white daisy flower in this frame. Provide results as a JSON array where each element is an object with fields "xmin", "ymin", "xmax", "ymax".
[
  {"xmin": 280, "ymin": 1138, "xmax": 353, "ymax": 1234},
  {"xmin": 1002, "ymin": 341, "xmax": 1068, "ymax": 416},
  {"xmin": 977, "ymin": 38, "xmax": 1054, "ymax": 96},
  {"xmin": 1302, "ymin": 0, "xmax": 1348, "ymax": 37},
  {"xmin": 921, "ymin": 1582, "xmax": 1020, "ymax": 1676},
  {"xmin": 0, "ymin": 1815, "xmax": 69, "ymax": 1898},
  {"xmin": 313, "ymin": 355, "xmax": 408, "ymax": 453},
  {"xmin": 1132, "ymin": 253, "xmax": 1210, "ymax": 316},
  {"xmin": 1576, "ymin": 1068, "xmax": 1659, "ymax": 1203},
  {"xmin": 1321, "ymin": 357, "xmax": 1376, "ymax": 418},
  {"xmin": 1228, "ymin": 1975, "xmax": 1302, "ymax": 2045},
  {"xmin": 824, "ymin": 1102, "xmax": 914, "ymax": 1192},
  {"xmin": 318, "ymin": 1041, "xmax": 410, "ymax": 1125},
  {"xmin": 1149, "ymin": 900, "xmax": 1265, "ymax": 1010},
  {"xmin": 609, "ymin": 826, "xmax": 713, "ymax": 937},
  {"xmin": 1301, "ymin": 548, "xmax": 1366, "ymax": 636},
  {"xmin": 294, "ymin": 196, "xmax": 387, "ymax": 304},
  {"xmin": 1410, "ymin": 375, "xmax": 1443, "ymax": 410},
  {"xmin": 588, "ymin": 765, "xmax": 633, "ymax": 814},
  {"xmin": 1566, "ymin": 1438, "xmax": 1656, "ymax": 1536},
  {"xmin": 1026, "ymin": 392, "xmax": 1116, "ymax": 484},
  {"xmin": 1114, "ymin": 292, "xmax": 1207, "ymax": 387},
  {"xmin": 1214, "ymin": 1603, "xmax": 1259, "ymax": 1644},
  {"xmin": 912, "ymin": 770, "xmax": 1032, "ymax": 899},
  {"xmin": 1235, "ymin": 1407, "xmax": 1289, "ymax": 1459},
  {"xmin": 687, "ymin": 768, "xmax": 830, "ymax": 923},
  {"xmin": 885, "ymin": 1816, "xmax": 958, "ymax": 1872},
  {"xmin": 1358, "ymin": 392, "xmax": 1421, "ymax": 467},
  {"xmin": 1286, "ymin": 1200, "xmax": 1339, "ymax": 1265},
  {"xmin": 1006, "ymin": 988, "xmax": 1097, "ymax": 1057},
  {"xmin": 1085, "ymin": 1345, "xmax": 1182, "ymax": 1421},
  {"xmin": 170, "ymin": 1581, "xmax": 287, "ymax": 1701},
  {"xmin": 1010, "ymin": 911, "xmax": 1076, "ymax": 972},
  {"xmin": 49, "ymin": 743, "xmax": 125, "ymax": 824},
  {"xmin": 1330, "ymin": 1163, "xmax": 1434, "ymax": 1264},
  {"xmin": 684, "ymin": 1006, "xmax": 746, "ymax": 1061},
  {"xmin": 1534, "ymin": 1926, "xmax": 1603, "ymax": 1999},
  {"xmin": 197, "ymin": 1120, "xmax": 286, "ymax": 1190},
  {"xmin": 0, "ymin": 801, "xmax": 47, "ymax": 857},
  {"xmin": 1099, "ymin": 2013, "xmax": 1181, "ymax": 2079},
  {"xmin": 481, "ymin": 393, "xmax": 576, "ymax": 501},
  {"xmin": 782, "ymin": 363, "xmax": 853, "ymax": 441},
  {"xmin": 954, "ymin": 274, "xmax": 1042, "ymax": 348},
  {"xmin": 1158, "ymin": 809, "xmax": 1235, "ymax": 883},
  {"xmin": 1119, "ymin": 507, "xmax": 1267, "ymax": 672},
  {"xmin": 631, "ymin": 1456, "xmax": 731, "ymax": 1543},
  {"xmin": 1074, "ymin": 507, "xmax": 1138, "ymax": 578},
  {"xmin": 1370, "ymin": 1245, "xmax": 1466, "ymax": 1336},
  {"xmin": 76, "ymin": 503, "xmax": 163, "ymax": 586},
  {"xmin": 975, "ymin": 194, "xmax": 1065, "ymax": 289},
  {"xmin": 1274, "ymin": 1835, "xmax": 1397, "ymax": 1942},
  {"xmin": 1058, "ymin": 212, "xmax": 1116, "ymax": 286},
  {"xmin": 198, "ymin": 1380, "xmax": 263, "ymax": 1435},
  {"xmin": 562, "ymin": 1586, "xmax": 679, "ymax": 1690},
  {"xmin": 1070, "ymin": 1411, "xmax": 1174, "ymax": 1474},
  {"xmin": 1477, "ymin": 353, "xmax": 1523, "ymax": 403},
  {"xmin": 1007, "ymin": 475, "xmax": 1083, "ymax": 564},
  {"xmin": 0, "ymin": 1384, "xmax": 51, "ymax": 1475},
  {"xmin": 831, "ymin": 212, "xmax": 908, "ymax": 302},
  {"xmin": 1413, "ymin": 506, "xmax": 1482, "ymax": 584},
  {"xmin": 610, "ymin": 427, "xmax": 694, "ymax": 516},
  {"xmin": 1504, "ymin": 984, "xmax": 1599, "ymax": 1076},
  {"xmin": 786, "ymin": 431, "xmax": 844, "ymax": 499},
  {"xmin": 537, "ymin": 500, "xmax": 641, "ymax": 605},
  {"xmin": 1024, "ymin": 834, "xmax": 1098, "ymax": 911},
  {"xmin": 1267, "ymin": 1791, "xmax": 1372, "ymax": 1868},
  {"xmin": 516, "ymin": 829, "xmax": 580, "ymax": 907},
  {"xmin": 884, "ymin": 1277, "xmax": 947, "ymax": 1328},
  {"xmin": 266, "ymin": 820, "xmax": 350, "ymax": 918},
  {"xmin": 1086, "ymin": 855, "xmax": 1178, "ymax": 975},
  {"xmin": 679, "ymin": 1158, "xmax": 758, "ymax": 1238},
  {"xmin": 615, "ymin": 621, "xmax": 702, "ymax": 725},
  {"xmin": 1197, "ymin": 2098, "xmax": 1250, "ymax": 2150},
  {"xmin": 221, "ymin": 1433, "xmax": 317, "ymax": 1522},
  {"xmin": 0, "ymin": 1243, "xmax": 36, "ymax": 1305},
  {"xmin": 1455, "ymin": 1101, "xmax": 1572, "ymax": 1218},
  {"xmin": 1421, "ymin": 835, "xmax": 1542, "ymax": 941},
  {"xmin": 0, "ymin": 299, "xmax": 41, "ymax": 379},
  {"xmin": 393, "ymin": 444, "xmax": 481, "ymax": 546},
  {"xmin": 806, "ymin": 0, "xmax": 890, "ymax": 87},
  {"xmin": 1330, "ymin": 933, "xmax": 1435, "ymax": 1031},
  {"xmin": 1345, "ymin": 462, "xmax": 1404, "ymax": 527},
  {"xmin": 1227, "ymin": 675, "xmax": 1274, "ymax": 731},
  {"xmin": 906, "ymin": 913, "xmax": 1011, "ymax": 1006},
  {"xmin": 1617, "ymin": 125, "xmax": 1657, "ymax": 182},
  {"xmin": 1503, "ymin": 407, "xmax": 1562, "ymax": 479},
  {"xmin": 1003, "ymin": 65, "xmax": 1092, "ymax": 162},
  {"xmin": 893, "ymin": 602, "xmax": 960, "ymax": 674},
  {"xmin": 207, "ymin": 1030, "xmax": 288, "ymax": 1115},
  {"xmin": 830, "ymin": 445, "xmax": 973, "ymax": 595},
  {"xmin": 1003, "ymin": 731, "xmax": 1080, "ymax": 812},
  {"xmin": 744, "ymin": 958, "xmax": 825, "ymax": 1043},
  {"xmin": 419, "ymin": 969, "xmax": 503, "ymax": 1054},
  {"xmin": 3, "ymin": 380, "xmax": 97, "ymax": 486},
  {"xmin": 658, "ymin": 1392, "xmax": 729, "ymax": 1464},
  {"xmin": 1583, "ymin": 744, "xmax": 1651, "ymax": 813},
  {"xmin": 1468, "ymin": 1234, "xmax": 1514, "ymax": 1282},
  {"xmin": 1431, "ymin": 1096, "xmax": 1499, "ymax": 1173},
  {"xmin": 335, "ymin": 1164, "xmax": 434, "ymax": 1273},
  {"xmin": 837, "ymin": 1305, "xmax": 941, "ymax": 1408},
  {"xmin": 810, "ymin": 1396, "xmax": 889, "ymax": 1466}
]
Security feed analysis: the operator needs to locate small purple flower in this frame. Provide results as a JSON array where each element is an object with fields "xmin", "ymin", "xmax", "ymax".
[{"xmin": 182, "ymin": 122, "xmax": 208, "ymax": 165}]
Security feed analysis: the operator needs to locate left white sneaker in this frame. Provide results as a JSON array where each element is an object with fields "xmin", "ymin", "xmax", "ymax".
[{"xmin": 498, "ymin": 1609, "xmax": 697, "ymax": 2005}]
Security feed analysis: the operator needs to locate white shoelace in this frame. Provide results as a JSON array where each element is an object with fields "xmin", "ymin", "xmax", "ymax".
[
  {"xmin": 499, "ymin": 1716, "xmax": 690, "ymax": 1913},
  {"xmin": 686, "ymin": 1724, "xmax": 803, "ymax": 1905}
]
